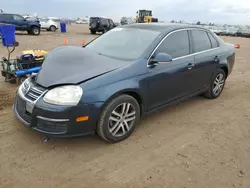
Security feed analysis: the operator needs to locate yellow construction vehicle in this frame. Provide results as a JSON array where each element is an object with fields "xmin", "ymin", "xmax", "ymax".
[{"xmin": 136, "ymin": 10, "xmax": 158, "ymax": 23}]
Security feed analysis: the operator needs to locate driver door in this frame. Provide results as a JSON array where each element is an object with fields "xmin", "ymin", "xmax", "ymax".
[{"xmin": 146, "ymin": 30, "xmax": 196, "ymax": 111}]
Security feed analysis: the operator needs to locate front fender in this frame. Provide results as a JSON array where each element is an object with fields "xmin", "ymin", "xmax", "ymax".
[{"xmin": 80, "ymin": 77, "xmax": 146, "ymax": 104}]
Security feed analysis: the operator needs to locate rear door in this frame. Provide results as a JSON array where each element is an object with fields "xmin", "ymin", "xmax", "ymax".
[
  {"xmin": 147, "ymin": 30, "xmax": 196, "ymax": 110},
  {"xmin": 190, "ymin": 29, "xmax": 220, "ymax": 93}
]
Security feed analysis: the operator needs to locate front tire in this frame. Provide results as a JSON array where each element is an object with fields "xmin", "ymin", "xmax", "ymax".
[
  {"xmin": 97, "ymin": 95, "xmax": 140, "ymax": 143},
  {"xmin": 204, "ymin": 69, "xmax": 226, "ymax": 99}
]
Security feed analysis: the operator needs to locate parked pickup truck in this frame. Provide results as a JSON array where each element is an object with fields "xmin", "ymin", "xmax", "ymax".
[{"xmin": 0, "ymin": 13, "xmax": 41, "ymax": 35}]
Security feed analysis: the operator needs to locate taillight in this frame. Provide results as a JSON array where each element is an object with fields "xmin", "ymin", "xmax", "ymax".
[{"xmin": 234, "ymin": 44, "xmax": 240, "ymax": 49}]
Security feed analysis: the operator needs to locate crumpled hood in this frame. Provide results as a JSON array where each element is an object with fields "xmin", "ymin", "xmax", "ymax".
[{"xmin": 36, "ymin": 46, "xmax": 128, "ymax": 88}]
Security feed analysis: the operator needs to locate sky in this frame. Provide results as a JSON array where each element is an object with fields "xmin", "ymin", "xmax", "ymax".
[{"xmin": 1, "ymin": 0, "xmax": 250, "ymax": 24}]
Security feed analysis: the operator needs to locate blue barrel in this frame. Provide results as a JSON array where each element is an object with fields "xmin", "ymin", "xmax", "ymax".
[
  {"xmin": 1, "ymin": 24, "xmax": 16, "ymax": 46},
  {"xmin": 16, "ymin": 66, "xmax": 41, "ymax": 77},
  {"xmin": 0, "ymin": 23, "xmax": 5, "ymax": 41},
  {"xmin": 60, "ymin": 22, "xmax": 66, "ymax": 33}
]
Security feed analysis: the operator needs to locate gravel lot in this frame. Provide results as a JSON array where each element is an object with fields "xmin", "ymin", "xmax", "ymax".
[{"xmin": 0, "ymin": 24, "xmax": 250, "ymax": 188}]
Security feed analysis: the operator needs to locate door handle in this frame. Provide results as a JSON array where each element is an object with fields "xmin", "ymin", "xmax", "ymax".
[
  {"xmin": 187, "ymin": 63, "xmax": 194, "ymax": 70},
  {"xmin": 214, "ymin": 56, "xmax": 220, "ymax": 63}
]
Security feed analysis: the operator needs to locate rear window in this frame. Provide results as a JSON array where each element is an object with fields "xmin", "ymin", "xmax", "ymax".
[{"xmin": 191, "ymin": 30, "xmax": 212, "ymax": 53}]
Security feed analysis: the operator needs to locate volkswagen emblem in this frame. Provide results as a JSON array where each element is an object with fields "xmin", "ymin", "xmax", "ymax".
[{"xmin": 22, "ymin": 82, "xmax": 30, "ymax": 95}]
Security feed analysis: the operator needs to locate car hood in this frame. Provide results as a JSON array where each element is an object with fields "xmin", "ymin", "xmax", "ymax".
[{"xmin": 35, "ymin": 46, "xmax": 129, "ymax": 88}]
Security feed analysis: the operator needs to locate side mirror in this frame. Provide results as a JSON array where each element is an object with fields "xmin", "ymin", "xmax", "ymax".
[{"xmin": 150, "ymin": 53, "xmax": 173, "ymax": 65}]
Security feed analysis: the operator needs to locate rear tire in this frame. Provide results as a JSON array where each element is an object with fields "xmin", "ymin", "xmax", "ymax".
[
  {"xmin": 90, "ymin": 30, "xmax": 96, "ymax": 34},
  {"xmin": 203, "ymin": 69, "xmax": 226, "ymax": 99},
  {"xmin": 49, "ymin": 25, "xmax": 56, "ymax": 32},
  {"xmin": 97, "ymin": 95, "xmax": 140, "ymax": 143},
  {"xmin": 30, "ymin": 26, "xmax": 40, "ymax": 35}
]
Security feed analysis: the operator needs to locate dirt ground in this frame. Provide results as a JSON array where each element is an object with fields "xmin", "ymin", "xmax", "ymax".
[{"xmin": 0, "ymin": 24, "xmax": 250, "ymax": 188}]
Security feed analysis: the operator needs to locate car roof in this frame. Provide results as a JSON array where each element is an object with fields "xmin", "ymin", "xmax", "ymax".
[
  {"xmin": 121, "ymin": 23, "xmax": 206, "ymax": 33},
  {"xmin": 90, "ymin": 17, "xmax": 111, "ymax": 20},
  {"xmin": 0, "ymin": 13, "xmax": 21, "ymax": 16}
]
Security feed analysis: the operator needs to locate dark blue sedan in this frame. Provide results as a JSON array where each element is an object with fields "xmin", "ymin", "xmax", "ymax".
[{"xmin": 13, "ymin": 23, "xmax": 236, "ymax": 143}]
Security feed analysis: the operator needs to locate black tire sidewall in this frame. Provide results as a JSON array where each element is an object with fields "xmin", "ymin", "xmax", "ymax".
[
  {"xmin": 210, "ymin": 69, "xmax": 226, "ymax": 98},
  {"xmin": 99, "ymin": 95, "xmax": 140, "ymax": 143}
]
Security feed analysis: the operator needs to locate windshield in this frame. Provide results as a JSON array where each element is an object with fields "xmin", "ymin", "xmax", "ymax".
[{"xmin": 85, "ymin": 28, "xmax": 161, "ymax": 61}]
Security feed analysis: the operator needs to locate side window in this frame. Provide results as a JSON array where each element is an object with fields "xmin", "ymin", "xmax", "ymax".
[
  {"xmin": 191, "ymin": 30, "xmax": 211, "ymax": 53},
  {"xmin": 101, "ymin": 19, "xmax": 108, "ymax": 25},
  {"xmin": 1, "ymin": 14, "xmax": 13, "ymax": 20},
  {"xmin": 13, "ymin": 15, "xmax": 24, "ymax": 21},
  {"xmin": 208, "ymin": 32, "xmax": 219, "ymax": 48},
  {"xmin": 109, "ymin": 19, "xmax": 114, "ymax": 25},
  {"xmin": 155, "ymin": 30, "xmax": 190, "ymax": 59}
]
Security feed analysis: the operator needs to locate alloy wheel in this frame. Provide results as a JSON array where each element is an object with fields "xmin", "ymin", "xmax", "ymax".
[
  {"xmin": 50, "ymin": 26, "xmax": 56, "ymax": 32},
  {"xmin": 213, "ymin": 73, "xmax": 225, "ymax": 95},
  {"xmin": 33, "ymin": 28, "xmax": 39, "ymax": 35},
  {"xmin": 108, "ymin": 103, "xmax": 136, "ymax": 137}
]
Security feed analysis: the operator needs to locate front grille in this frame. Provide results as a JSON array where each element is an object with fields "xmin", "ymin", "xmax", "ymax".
[
  {"xmin": 37, "ymin": 118, "xmax": 68, "ymax": 133},
  {"xmin": 25, "ymin": 85, "xmax": 45, "ymax": 101},
  {"xmin": 15, "ymin": 95, "xmax": 32, "ymax": 123}
]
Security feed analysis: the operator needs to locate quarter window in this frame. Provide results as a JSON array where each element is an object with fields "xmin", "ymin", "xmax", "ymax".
[
  {"xmin": 155, "ymin": 30, "xmax": 190, "ymax": 59},
  {"xmin": 191, "ymin": 30, "xmax": 211, "ymax": 53},
  {"xmin": 208, "ymin": 32, "xmax": 219, "ymax": 48}
]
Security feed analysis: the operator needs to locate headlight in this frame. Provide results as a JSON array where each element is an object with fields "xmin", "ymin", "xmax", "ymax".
[{"xmin": 43, "ymin": 85, "xmax": 83, "ymax": 106}]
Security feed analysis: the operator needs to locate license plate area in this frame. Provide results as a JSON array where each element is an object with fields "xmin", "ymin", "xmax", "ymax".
[{"xmin": 26, "ymin": 101, "xmax": 34, "ymax": 114}]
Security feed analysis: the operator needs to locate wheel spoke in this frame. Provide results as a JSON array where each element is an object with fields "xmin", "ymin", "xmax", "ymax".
[
  {"xmin": 125, "ymin": 111, "xmax": 135, "ymax": 118},
  {"xmin": 125, "ymin": 103, "xmax": 131, "ymax": 116},
  {"xmin": 123, "ymin": 121, "xmax": 130, "ymax": 131},
  {"xmin": 219, "ymin": 80, "xmax": 224, "ymax": 85},
  {"xmin": 109, "ymin": 116, "xmax": 120, "ymax": 122},
  {"xmin": 213, "ymin": 86, "xmax": 219, "ymax": 93},
  {"xmin": 111, "ymin": 110, "xmax": 122, "ymax": 118},
  {"xmin": 125, "ymin": 116, "xmax": 136, "ymax": 122},
  {"xmin": 121, "ymin": 103, "xmax": 126, "ymax": 115},
  {"xmin": 214, "ymin": 78, "xmax": 219, "ymax": 85},
  {"xmin": 121, "ymin": 123, "xmax": 126, "ymax": 135},
  {"xmin": 111, "ymin": 123, "xmax": 121, "ymax": 136},
  {"xmin": 218, "ymin": 74, "xmax": 223, "ymax": 81},
  {"xmin": 109, "ymin": 121, "xmax": 120, "ymax": 133},
  {"xmin": 217, "ymin": 85, "xmax": 221, "ymax": 92}
]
